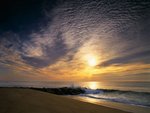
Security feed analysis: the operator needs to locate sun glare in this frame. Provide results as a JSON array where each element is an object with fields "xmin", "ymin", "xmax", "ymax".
[
  {"xmin": 88, "ymin": 58, "xmax": 97, "ymax": 67},
  {"xmin": 85, "ymin": 54, "xmax": 98, "ymax": 67},
  {"xmin": 88, "ymin": 82, "xmax": 98, "ymax": 89}
]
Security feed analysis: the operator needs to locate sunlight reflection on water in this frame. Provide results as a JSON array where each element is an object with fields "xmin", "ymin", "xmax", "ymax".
[
  {"xmin": 0, "ymin": 81, "xmax": 149, "ymax": 92},
  {"xmin": 86, "ymin": 82, "xmax": 99, "ymax": 89}
]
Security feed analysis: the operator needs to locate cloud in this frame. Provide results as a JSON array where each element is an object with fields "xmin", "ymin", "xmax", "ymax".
[
  {"xmin": 22, "ymin": 31, "xmax": 68, "ymax": 68},
  {"xmin": 0, "ymin": 0, "xmax": 150, "ymax": 81},
  {"xmin": 0, "ymin": 32, "xmax": 22, "ymax": 62},
  {"xmin": 20, "ymin": 0, "xmax": 150, "ymax": 66},
  {"xmin": 99, "ymin": 50, "xmax": 150, "ymax": 67}
]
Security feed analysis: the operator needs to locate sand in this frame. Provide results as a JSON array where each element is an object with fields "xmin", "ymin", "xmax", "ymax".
[{"xmin": 0, "ymin": 88, "xmax": 130, "ymax": 113}]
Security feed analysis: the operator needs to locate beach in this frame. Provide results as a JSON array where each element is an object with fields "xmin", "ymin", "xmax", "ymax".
[{"xmin": 0, "ymin": 88, "xmax": 129, "ymax": 113}]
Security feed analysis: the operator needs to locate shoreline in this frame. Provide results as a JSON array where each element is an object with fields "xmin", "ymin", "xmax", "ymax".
[
  {"xmin": 68, "ymin": 96, "xmax": 150, "ymax": 113},
  {"xmin": 0, "ymin": 88, "xmax": 130, "ymax": 113}
]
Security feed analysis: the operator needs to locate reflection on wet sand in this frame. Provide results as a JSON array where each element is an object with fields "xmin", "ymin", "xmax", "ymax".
[{"xmin": 69, "ymin": 96, "xmax": 150, "ymax": 113}]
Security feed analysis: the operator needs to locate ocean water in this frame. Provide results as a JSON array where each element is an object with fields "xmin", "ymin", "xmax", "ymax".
[
  {"xmin": 0, "ymin": 81, "xmax": 150, "ymax": 108},
  {"xmin": 77, "ymin": 81, "xmax": 150, "ymax": 108},
  {"xmin": 81, "ymin": 88, "xmax": 150, "ymax": 107},
  {"xmin": 0, "ymin": 81, "xmax": 149, "ymax": 91}
]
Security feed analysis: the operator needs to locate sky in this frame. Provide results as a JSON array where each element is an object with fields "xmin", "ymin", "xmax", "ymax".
[{"xmin": 0, "ymin": 0, "xmax": 150, "ymax": 82}]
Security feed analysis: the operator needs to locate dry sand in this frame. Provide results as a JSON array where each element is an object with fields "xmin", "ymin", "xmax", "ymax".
[{"xmin": 0, "ymin": 88, "xmax": 130, "ymax": 113}]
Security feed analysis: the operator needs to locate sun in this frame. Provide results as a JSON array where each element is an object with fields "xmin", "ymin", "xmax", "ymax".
[
  {"xmin": 85, "ymin": 54, "xmax": 98, "ymax": 67},
  {"xmin": 88, "ymin": 57, "xmax": 97, "ymax": 67}
]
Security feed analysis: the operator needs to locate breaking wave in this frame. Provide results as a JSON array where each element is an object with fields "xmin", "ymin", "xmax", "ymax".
[{"xmin": 81, "ymin": 88, "xmax": 150, "ymax": 107}]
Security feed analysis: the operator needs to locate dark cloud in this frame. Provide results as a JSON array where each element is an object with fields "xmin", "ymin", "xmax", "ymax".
[
  {"xmin": 22, "ymin": 32, "xmax": 67, "ymax": 68},
  {"xmin": 0, "ymin": 32, "xmax": 21, "ymax": 57},
  {"xmin": 100, "ymin": 50, "xmax": 150, "ymax": 67}
]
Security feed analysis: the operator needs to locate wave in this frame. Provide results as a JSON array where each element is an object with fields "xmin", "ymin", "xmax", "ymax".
[{"xmin": 80, "ymin": 88, "xmax": 150, "ymax": 107}]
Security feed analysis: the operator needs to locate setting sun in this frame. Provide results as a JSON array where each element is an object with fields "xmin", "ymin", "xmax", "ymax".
[
  {"xmin": 85, "ymin": 54, "xmax": 98, "ymax": 67},
  {"xmin": 88, "ymin": 57, "xmax": 97, "ymax": 67}
]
